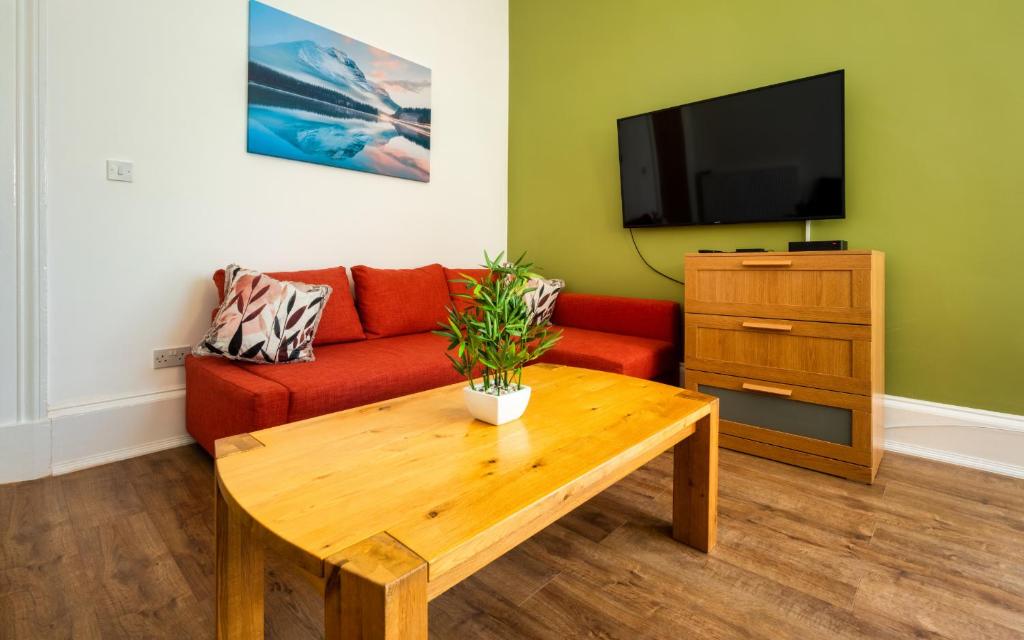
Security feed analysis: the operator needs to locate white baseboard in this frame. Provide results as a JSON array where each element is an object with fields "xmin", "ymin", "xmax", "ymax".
[
  {"xmin": 0, "ymin": 418, "xmax": 52, "ymax": 483},
  {"xmin": 49, "ymin": 388, "xmax": 192, "ymax": 476},
  {"xmin": 0, "ymin": 388, "xmax": 194, "ymax": 483},
  {"xmin": 884, "ymin": 440, "xmax": 1024, "ymax": 480},
  {"xmin": 885, "ymin": 394, "xmax": 1024, "ymax": 433},
  {"xmin": 50, "ymin": 433, "xmax": 195, "ymax": 476},
  {"xmin": 884, "ymin": 394, "xmax": 1024, "ymax": 479}
]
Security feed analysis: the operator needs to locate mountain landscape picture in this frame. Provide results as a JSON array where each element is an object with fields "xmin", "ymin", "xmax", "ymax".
[{"xmin": 247, "ymin": 1, "xmax": 431, "ymax": 181}]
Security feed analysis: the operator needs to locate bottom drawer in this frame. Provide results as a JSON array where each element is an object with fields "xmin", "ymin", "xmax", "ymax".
[
  {"xmin": 684, "ymin": 369, "xmax": 872, "ymax": 466},
  {"xmin": 719, "ymin": 434, "xmax": 873, "ymax": 483}
]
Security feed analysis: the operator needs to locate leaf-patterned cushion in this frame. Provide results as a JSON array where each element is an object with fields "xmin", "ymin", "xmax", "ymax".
[
  {"xmin": 194, "ymin": 264, "xmax": 332, "ymax": 364},
  {"xmin": 523, "ymin": 277, "xmax": 565, "ymax": 325}
]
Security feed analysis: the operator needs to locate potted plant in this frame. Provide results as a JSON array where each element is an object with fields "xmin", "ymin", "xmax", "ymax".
[{"xmin": 435, "ymin": 252, "xmax": 562, "ymax": 425}]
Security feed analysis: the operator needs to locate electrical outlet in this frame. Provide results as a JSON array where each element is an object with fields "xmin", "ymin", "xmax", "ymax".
[{"xmin": 153, "ymin": 346, "xmax": 190, "ymax": 369}]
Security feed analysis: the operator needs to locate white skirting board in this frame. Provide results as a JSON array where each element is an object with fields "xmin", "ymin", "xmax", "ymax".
[
  {"xmin": 0, "ymin": 418, "xmax": 53, "ymax": 483},
  {"xmin": 0, "ymin": 389, "xmax": 1022, "ymax": 483},
  {"xmin": 48, "ymin": 388, "xmax": 192, "ymax": 475},
  {"xmin": 0, "ymin": 388, "xmax": 193, "ymax": 483},
  {"xmin": 884, "ymin": 395, "xmax": 1024, "ymax": 479}
]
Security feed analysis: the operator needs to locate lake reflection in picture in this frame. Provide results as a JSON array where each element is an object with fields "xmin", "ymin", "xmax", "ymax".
[{"xmin": 247, "ymin": 1, "xmax": 431, "ymax": 182}]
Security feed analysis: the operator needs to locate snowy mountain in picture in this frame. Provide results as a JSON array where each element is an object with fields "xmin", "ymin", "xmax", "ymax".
[
  {"xmin": 250, "ymin": 40, "xmax": 402, "ymax": 115},
  {"xmin": 247, "ymin": 1, "xmax": 431, "ymax": 182}
]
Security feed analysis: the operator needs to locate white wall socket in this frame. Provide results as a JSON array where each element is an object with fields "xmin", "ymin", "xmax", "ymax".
[
  {"xmin": 153, "ymin": 346, "xmax": 190, "ymax": 369},
  {"xmin": 106, "ymin": 159, "xmax": 134, "ymax": 182}
]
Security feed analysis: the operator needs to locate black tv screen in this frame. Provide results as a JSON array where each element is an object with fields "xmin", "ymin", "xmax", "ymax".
[{"xmin": 617, "ymin": 71, "xmax": 844, "ymax": 228}]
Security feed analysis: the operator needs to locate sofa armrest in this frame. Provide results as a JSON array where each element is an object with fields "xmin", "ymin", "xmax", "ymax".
[
  {"xmin": 185, "ymin": 355, "xmax": 290, "ymax": 454},
  {"xmin": 551, "ymin": 292, "xmax": 681, "ymax": 346}
]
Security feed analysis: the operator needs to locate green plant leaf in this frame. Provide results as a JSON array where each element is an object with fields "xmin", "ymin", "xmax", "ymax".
[{"xmin": 439, "ymin": 250, "xmax": 561, "ymax": 386}]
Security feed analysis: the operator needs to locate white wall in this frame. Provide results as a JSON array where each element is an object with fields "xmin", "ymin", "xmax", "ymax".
[
  {"xmin": 0, "ymin": 0, "xmax": 510, "ymax": 478},
  {"xmin": 45, "ymin": 0, "xmax": 508, "ymax": 411}
]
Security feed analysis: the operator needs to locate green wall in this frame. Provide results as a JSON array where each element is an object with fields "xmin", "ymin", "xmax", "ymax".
[{"xmin": 509, "ymin": 0, "xmax": 1024, "ymax": 414}]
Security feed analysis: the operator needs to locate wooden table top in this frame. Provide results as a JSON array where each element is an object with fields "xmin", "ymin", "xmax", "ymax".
[{"xmin": 215, "ymin": 364, "xmax": 714, "ymax": 597}]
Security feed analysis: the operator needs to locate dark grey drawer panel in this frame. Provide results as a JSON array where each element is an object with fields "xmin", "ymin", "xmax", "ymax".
[{"xmin": 698, "ymin": 384, "xmax": 853, "ymax": 446}]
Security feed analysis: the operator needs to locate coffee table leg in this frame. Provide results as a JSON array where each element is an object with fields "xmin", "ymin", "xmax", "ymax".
[
  {"xmin": 325, "ymin": 533, "xmax": 428, "ymax": 640},
  {"xmin": 216, "ymin": 477, "xmax": 265, "ymax": 639},
  {"xmin": 672, "ymin": 399, "xmax": 719, "ymax": 552}
]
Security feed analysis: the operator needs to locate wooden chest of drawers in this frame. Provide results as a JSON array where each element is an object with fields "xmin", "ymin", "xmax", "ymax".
[{"xmin": 683, "ymin": 251, "xmax": 885, "ymax": 483}]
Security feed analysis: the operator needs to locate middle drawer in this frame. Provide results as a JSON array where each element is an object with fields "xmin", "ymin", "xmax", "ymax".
[{"xmin": 684, "ymin": 313, "xmax": 872, "ymax": 395}]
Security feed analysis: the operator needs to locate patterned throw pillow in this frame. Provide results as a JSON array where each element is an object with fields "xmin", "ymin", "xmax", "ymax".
[
  {"xmin": 523, "ymin": 277, "xmax": 565, "ymax": 325},
  {"xmin": 194, "ymin": 265, "xmax": 332, "ymax": 364}
]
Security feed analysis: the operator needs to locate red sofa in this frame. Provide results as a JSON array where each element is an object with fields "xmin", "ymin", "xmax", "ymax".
[{"xmin": 185, "ymin": 264, "xmax": 680, "ymax": 454}]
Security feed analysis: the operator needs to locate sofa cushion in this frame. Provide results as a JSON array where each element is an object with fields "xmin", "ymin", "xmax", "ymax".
[
  {"xmin": 214, "ymin": 266, "xmax": 365, "ymax": 345},
  {"xmin": 552, "ymin": 292, "xmax": 679, "ymax": 346},
  {"xmin": 536, "ymin": 326, "xmax": 676, "ymax": 380},
  {"xmin": 197, "ymin": 265, "xmax": 331, "ymax": 363},
  {"xmin": 352, "ymin": 264, "xmax": 451, "ymax": 338},
  {"xmin": 241, "ymin": 332, "xmax": 463, "ymax": 422},
  {"xmin": 443, "ymin": 267, "xmax": 490, "ymax": 313},
  {"xmin": 185, "ymin": 354, "xmax": 290, "ymax": 454},
  {"xmin": 524, "ymin": 277, "xmax": 565, "ymax": 325}
]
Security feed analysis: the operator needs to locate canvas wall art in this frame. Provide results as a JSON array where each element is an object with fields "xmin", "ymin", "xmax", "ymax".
[{"xmin": 247, "ymin": 1, "xmax": 431, "ymax": 182}]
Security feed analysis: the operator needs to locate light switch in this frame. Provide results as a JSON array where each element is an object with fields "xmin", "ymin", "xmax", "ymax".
[{"xmin": 106, "ymin": 159, "xmax": 133, "ymax": 182}]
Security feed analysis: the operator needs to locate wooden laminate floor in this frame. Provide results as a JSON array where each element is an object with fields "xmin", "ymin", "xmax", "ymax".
[{"xmin": 1, "ymin": 444, "xmax": 1023, "ymax": 639}]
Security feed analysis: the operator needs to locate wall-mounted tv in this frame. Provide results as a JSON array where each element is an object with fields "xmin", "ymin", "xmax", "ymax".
[{"xmin": 617, "ymin": 70, "xmax": 844, "ymax": 228}]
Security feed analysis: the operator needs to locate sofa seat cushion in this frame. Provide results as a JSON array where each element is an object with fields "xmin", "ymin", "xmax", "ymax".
[
  {"xmin": 185, "ymin": 354, "xmax": 290, "ymax": 454},
  {"xmin": 537, "ymin": 326, "xmax": 676, "ymax": 380},
  {"xmin": 241, "ymin": 332, "xmax": 463, "ymax": 422}
]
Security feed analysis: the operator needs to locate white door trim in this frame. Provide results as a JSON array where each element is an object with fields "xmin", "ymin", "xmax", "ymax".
[
  {"xmin": 15, "ymin": 0, "xmax": 46, "ymax": 423},
  {"xmin": 0, "ymin": 0, "xmax": 53, "ymax": 483}
]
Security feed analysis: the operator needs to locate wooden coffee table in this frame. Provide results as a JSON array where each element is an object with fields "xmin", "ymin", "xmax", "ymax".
[{"xmin": 214, "ymin": 364, "xmax": 719, "ymax": 639}]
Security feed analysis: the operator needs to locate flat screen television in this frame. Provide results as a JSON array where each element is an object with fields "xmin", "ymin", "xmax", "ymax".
[{"xmin": 617, "ymin": 70, "xmax": 844, "ymax": 228}]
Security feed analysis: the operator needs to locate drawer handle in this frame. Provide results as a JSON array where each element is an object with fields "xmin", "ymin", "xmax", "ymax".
[
  {"xmin": 741, "ymin": 321, "xmax": 793, "ymax": 332},
  {"xmin": 741, "ymin": 259, "xmax": 793, "ymax": 267},
  {"xmin": 741, "ymin": 382, "xmax": 794, "ymax": 397}
]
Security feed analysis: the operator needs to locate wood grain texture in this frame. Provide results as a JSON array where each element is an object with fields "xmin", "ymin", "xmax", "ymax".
[
  {"xmin": 324, "ymin": 533, "xmax": 428, "ymax": 640},
  {"xmin": 672, "ymin": 400, "xmax": 719, "ymax": 551},
  {"xmin": 685, "ymin": 250, "xmax": 885, "ymax": 482},
  {"xmin": 216, "ymin": 479, "xmax": 264, "ymax": 640},
  {"xmin": 870, "ymin": 251, "xmax": 887, "ymax": 479},
  {"xmin": 1, "ymin": 444, "xmax": 1023, "ymax": 638},
  {"xmin": 215, "ymin": 434, "xmax": 264, "ymax": 460},
  {"xmin": 686, "ymin": 369, "xmax": 873, "ymax": 467},
  {"xmin": 684, "ymin": 251, "xmax": 875, "ymax": 324},
  {"xmin": 685, "ymin": 313, "xmax": 871, "ymax": 394},
  {"xmin": 215, "ymin": 365, "xmax": 713, "ymax": 587},
  {"xmin": 720, "ymin": 432, "xmax": 873, "ymax": 483}
]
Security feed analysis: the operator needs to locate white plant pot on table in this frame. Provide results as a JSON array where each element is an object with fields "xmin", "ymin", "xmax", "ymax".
[{"xmin": 463, "ymin": 385, "xmax": 532, "ymax": 425}]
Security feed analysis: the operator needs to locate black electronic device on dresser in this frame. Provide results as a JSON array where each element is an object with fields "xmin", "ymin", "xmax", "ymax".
[{"xmin": 789, "ymin": 240, "xmax": 848, "ymax": 251}]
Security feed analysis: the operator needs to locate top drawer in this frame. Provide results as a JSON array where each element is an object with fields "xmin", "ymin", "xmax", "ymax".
[{"xmin": 685, "ymin": 252, "xmax": 877, "ymax": 324}]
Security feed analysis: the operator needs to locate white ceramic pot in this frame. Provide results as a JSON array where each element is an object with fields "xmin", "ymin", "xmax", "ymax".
[{"xmin": 463, "ymin": 385, "xmax": 532, "ymax": 425}]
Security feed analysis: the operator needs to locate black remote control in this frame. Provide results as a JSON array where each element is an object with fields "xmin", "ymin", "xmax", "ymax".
[{"xmin": 698, "ymin": 249, "xmax": 725, "ymax": 253}]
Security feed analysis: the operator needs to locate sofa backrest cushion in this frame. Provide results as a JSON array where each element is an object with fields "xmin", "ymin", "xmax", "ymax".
[
  {"xmin": 551, "ymin": 292, "xmax": 680, "ymax": 348},
  {"xmin": 213, "ymin": 266, "xmax": 365, "ymax": 345},
  {"xmin": 443, "ymin": 267, "xmax": 490, "ymax": 313},
  {"xmin": 351, "ymin": 264, "xmax": 451, "ymax": 338}
]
